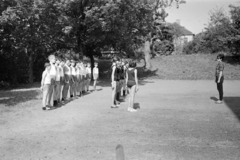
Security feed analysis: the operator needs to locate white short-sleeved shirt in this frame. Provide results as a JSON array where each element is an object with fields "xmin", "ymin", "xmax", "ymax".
[
  {"xmin": 59, "ymin": 66, "xmax": 64, "ymax": 77},
  {"xmin": 43, "ymin": 70, "xmax": 52, "ymax": 84},
  {"xmin": 71, "ymin": 66, "xmax": 76, "ymax": 76},
  {"xmin": 49, "ymin": 64, "xmax": 57, "ymax": 80},
  {"xmin": 93, "ymin": 67, "xmax": 99, "ymax": 74},
  {"xmin": 86, "ymin": 67, "xmax": 91, "ymax": 74},
  {"xmin": 64, "ymin": 65, "xmax": 71, "ymax": 75},
  {"xmin": 55, "ymin": 66, "xmax": 61, "ymax": 81}
]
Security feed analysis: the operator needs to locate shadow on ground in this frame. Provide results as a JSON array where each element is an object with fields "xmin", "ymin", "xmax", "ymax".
[
  {"xmin": 224, "ymin": 97, "xmax": 240, "ymax": 122},
  {"xmin": 134, "ymin": 103, "xmax": 140, "ymax": 109},
  {"xmin": 137, "ymin": 67, "xmax": 159, "ymax": 80},
  {"xmin": 211, "ymin": 96, "xmax": 240, "ymax": 122},
  {"xmin": 0, "ymin": 89, "xmax": 40, "ymax": 106}
]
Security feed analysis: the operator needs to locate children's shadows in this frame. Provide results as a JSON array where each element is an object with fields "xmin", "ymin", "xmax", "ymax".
[
  {"xmin": 133, "ymin": 103, "xmax": 140, "ymax": 109},
  {"xmin": 137, "ymin": 67, "xmax": 159, "ymax": 79},
  {"xmin": 0, "ymin": 89, "xmax": 40, "ymax": 106},
  {"xmin": 210, "ymin": 96, "xmax": 240, "ymax": 122}
]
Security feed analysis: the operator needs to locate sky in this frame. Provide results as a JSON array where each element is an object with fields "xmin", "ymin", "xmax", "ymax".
[{"xmin": 165, "ymin": 0, "xmax": 240, "ymax": 34}]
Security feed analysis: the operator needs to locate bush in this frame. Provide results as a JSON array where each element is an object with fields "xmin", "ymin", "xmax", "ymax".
[{"xmin": 0, "ymin": 81, "xmax": 10, "ymax": 90}]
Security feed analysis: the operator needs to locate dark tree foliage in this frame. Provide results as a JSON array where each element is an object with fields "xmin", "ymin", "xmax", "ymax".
[{"xmin": 0, "ymin": 0, "xmax": 182, "ymax": 86}]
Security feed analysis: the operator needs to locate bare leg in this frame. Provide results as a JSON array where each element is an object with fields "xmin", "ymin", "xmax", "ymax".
[
  {"xmin": 131, "ymin": 85, "xmax": 136, "ymax": 109},
  {"xmin": 93, "ymin": 80, "xmax": 97, "ymax": 90},
  {"xmin": 128, "ymin": 85, "xmax": 136, "ymax": 112},
  {"xmin": 111, "ymin": 81, "xmax": 117, "ymax": 107}
]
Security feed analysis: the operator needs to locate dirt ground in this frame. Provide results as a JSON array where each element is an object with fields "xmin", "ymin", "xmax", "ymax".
[{"xmin": 0, "ymin": 80, "xmax": 240, "ymax": 160}]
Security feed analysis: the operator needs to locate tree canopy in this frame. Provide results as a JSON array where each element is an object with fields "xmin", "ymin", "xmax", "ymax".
[{"xmin": 0, "ymin": 0, "xmax": 183, "ymax": 85}]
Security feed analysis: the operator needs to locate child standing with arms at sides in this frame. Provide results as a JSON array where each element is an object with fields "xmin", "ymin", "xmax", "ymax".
[
  {"xmin": 126, "ymin": 60, "xmax": 139, "ymax": 112},
  {"xmin": 41, "ymin": 63, "xmax": 52, "ymax": 110},
  {"xmin": 69, "ymin": 60, "xmax": 75, "ymax": 98},
  {"xmin": 111, "ymin": 57, "xmax": 121, "ymax": 108},
  {"xmin": 48, "ymin": 54, "xmax": 57, "ymax": 107},
  {"xmin": 93, "ymin": 62, "xmax": 99, "ymax": 91},
  {"xmin": 53, "ymin": 57, "xmax": 61, "ymax": 107},
  {"xmin": 122, "ymin": 60, "xmax": 128, "ymax": 96},
  {"xmin": 82, "ymin": 62, "xmax": 86, "ymax": 94},
  {"xmin": 79, "ymin": 61, "xmax": 84, "ymax": 96},
  {"xmin": 76, "ymin": 62, "xmax": 80, "ymax": 97},
  {"xmin": 86, "ymin": 62, "xmax": 91, "ymax": 92},
  {"xmin": 62, "ymin": 60, "xmax": 71, "ymax": 101},
  {"xmin": 59, "ymin": 60, "xmax": 65, "ymax": 102}
]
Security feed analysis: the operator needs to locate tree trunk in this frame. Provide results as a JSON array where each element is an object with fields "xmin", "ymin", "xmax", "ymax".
[
  {"xmin": 143, "ymin": 40, "xmax": 152, "ymax": 70},
  {"xmin": 28, "ymin": 53, "xmax": 34, "ymax": 84}
]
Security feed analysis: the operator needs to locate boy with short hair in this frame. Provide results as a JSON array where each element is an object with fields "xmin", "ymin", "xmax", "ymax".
[
  {"xmin": 40, "ymin": 63, "xmax": 52, "ymax": 110},
  {"xmin": 53, "ymin": 57, "xmax": 61, "ymax": 106},
  {"xmin": 62, "ymin": 59, "xmax": 71, "ymax": 101},
  {"xmin": 111, "ymin": 57, "xmax": 121, "ymax": 108},
  {"xmin": 86, "ymin": 62, "xmax": 91, "ymax": 92},
  {"xmin": 48, "ymin": 54, "xmax": 57, "ymax": 107},
  {"xmin": 69, "ymin": 60, "xmax": 75, "ymax": 98},
  {"xmin": 59, "ymin": 59, "xmax": 65, "ymax": 101},
  {"xmin": 215, "ymin": 54, "xmax": 225, "ymax": 104},
  {"xmin": 93, "ymin": 62, "xmax": 99, "ymax": 91}
]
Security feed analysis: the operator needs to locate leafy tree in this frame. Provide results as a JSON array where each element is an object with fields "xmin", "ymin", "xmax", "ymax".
[
  {"xmin": 228, "ymin": 5, "xmax": 240, "ymax": 55},
  {"xmin": 183, "ymin": 6, "xmax": 240, "ymax": 56}
]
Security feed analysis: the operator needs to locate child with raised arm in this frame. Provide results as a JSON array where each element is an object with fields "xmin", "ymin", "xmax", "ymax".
[{"xmin": 93, "ymin": 62, "xmax": 99, "ymax": 91}]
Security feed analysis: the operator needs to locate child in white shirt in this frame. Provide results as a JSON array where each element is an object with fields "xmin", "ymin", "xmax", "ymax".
[
  {"xmin": 41, "ymin": 63, "xmax": 52, "ymax": 110},
  {"xmin": 93, "ymin": 62, "xmax": 99, "ymax": 91}
]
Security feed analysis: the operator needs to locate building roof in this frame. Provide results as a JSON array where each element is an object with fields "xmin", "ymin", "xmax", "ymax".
[{"xmin": 171, "ymin": 22, "xmax": 194, "ymax": 36}]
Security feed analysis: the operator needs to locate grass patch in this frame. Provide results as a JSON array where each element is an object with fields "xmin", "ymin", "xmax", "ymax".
[
  {"xmin": 148, "ymin": 54, "xmax": 240, "ymax": 80},
  {"xmin": 98, "ymin": 54, "xmax": 240, "ymax": 80}
]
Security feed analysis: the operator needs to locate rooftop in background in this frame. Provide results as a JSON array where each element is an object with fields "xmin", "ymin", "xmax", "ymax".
[
  {"xmin": 165, "ymin": 0, "xmax": 239, "ymax": 34},
  {"xmin": 171, "ymin": 22, "xmax": 194, "ymax": 36}
]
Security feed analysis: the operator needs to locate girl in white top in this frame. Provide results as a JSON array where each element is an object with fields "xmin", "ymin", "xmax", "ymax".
[
  {"xmin": 79, "ymin": 62, "xmax": 85, "ymax": 95},
  {"xmin": 59, "ymin": 60, "xmax": 65, "ymax": 101},
  {"xmin": 70, "ymin": 61, "xmax": 77, "ymax": 97},
  {"xmin": 93, "ymin": 62, "xmax": 99, "ymax": 91},
  {"xmin": 53, "ymin": 59, "xmax": 61, "ymax": 106},
  {"xmin": 86, "ymin": 62, "xmax": 91, "ymax": 92},
  {"xmin": 41, "ymin": 63, "xmax": 52, "ymax": 110}
]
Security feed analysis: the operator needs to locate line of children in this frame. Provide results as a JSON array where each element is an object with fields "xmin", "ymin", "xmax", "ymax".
[
  {"xmin": 41, "ymin": 55, "xmax": 99, "ymax": 110},
  {"xmin": 111, "ymin": 57, "xmax": 129, "ymax": 108}
]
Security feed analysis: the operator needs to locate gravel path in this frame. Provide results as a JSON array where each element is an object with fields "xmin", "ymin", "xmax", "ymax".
[{"xmin": 1, "ymin": 80, "xmax": 240, "ymax": 160}]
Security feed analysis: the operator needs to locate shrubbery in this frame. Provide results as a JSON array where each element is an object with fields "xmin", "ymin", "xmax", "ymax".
[{"xmin": 183, "ymin": 6, "xmax": 240, "ymax": 55}]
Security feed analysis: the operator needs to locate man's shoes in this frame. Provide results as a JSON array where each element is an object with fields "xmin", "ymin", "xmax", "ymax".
[{"xmin": 215, "ymin": 100, "xmax": 223, "ymax": 104}]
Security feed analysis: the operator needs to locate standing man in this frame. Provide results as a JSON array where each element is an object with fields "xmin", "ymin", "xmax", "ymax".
[{"xmin": 215, "ymin": 54, "xmax": 225, "ymax": 104}]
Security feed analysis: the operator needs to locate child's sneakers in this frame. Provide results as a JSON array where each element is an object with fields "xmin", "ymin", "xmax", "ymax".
[
  {"xmin": 42, "ymin": 105, "xmax": 51, "ymax": 110},
  {"xmin": 111, "ymin": 105, "xmax": 119, "ymax": 108},
  {"xmin": 127, "ymin": 108, "xmax": 137, "ymax": 112}
]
